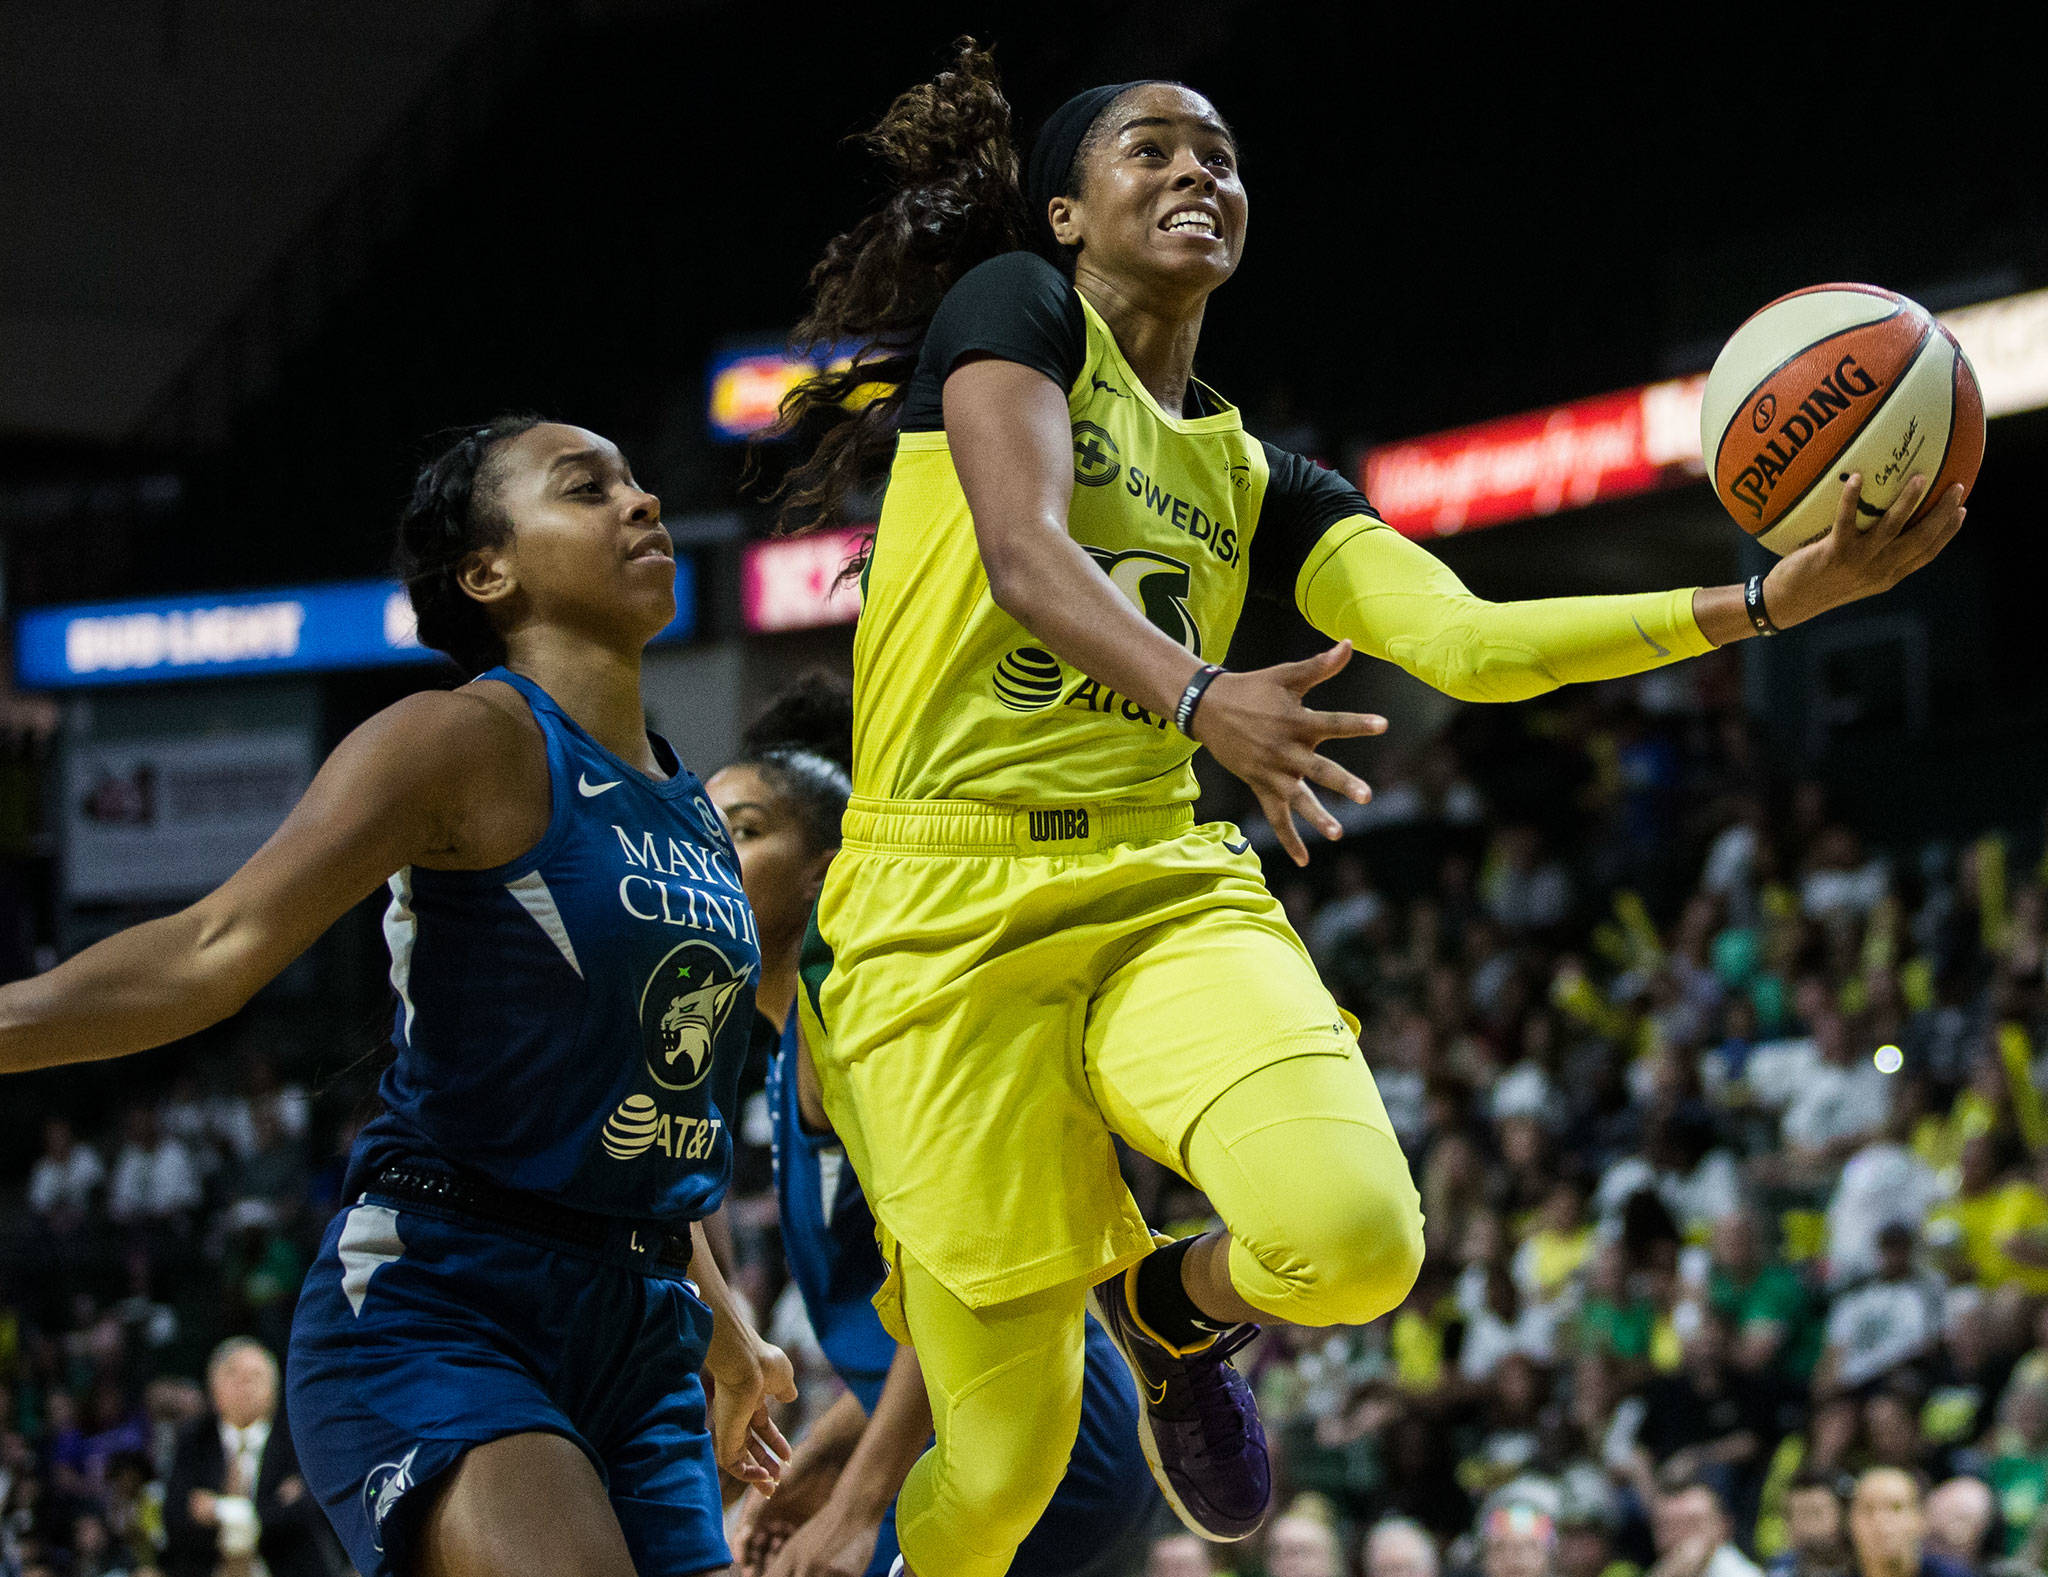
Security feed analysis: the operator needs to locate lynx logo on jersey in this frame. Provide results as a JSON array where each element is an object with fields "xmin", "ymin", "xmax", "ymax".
[{"xmin": 639, "ymin": 940, "xmax": 751, "ymax": 1092}]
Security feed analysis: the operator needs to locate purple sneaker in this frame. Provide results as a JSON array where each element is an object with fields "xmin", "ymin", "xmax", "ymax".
[{"xmin": 1089, "ymin": 1267, "xmax": 1271, "ymax": 1542}]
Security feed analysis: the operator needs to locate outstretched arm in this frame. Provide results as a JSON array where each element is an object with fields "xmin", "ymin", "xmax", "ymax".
[
  {"xmin": 1299, "ymin": 473, "xmax": 1965, "ymax": 701},
  {"xmin": 0, "ymin": 690, "xmax": 536, "ymax": 1076}
]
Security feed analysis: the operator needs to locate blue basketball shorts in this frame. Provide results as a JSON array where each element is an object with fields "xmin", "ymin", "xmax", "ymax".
[{"xmin": 286, "ymin": 1195, "xmax": 725, "ymax": 1577}]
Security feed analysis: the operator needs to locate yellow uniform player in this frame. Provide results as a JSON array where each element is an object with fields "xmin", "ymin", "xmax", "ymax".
[{"xmin": 778, "ymin": 46, "xmax": 1965, "ymax": 1577}]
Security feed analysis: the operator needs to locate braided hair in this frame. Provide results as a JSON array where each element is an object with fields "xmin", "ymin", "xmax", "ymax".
[
  {"xmin": 393, "ymin": 416, "xmax": 547, "ymax": 675},
  {"xmin": 735, "ymin": 673, "xmax": 853, "ymax": 856}
]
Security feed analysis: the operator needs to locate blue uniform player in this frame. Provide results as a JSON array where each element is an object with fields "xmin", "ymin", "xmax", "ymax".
[
  {"xmin": 705, "ymin": 684, "xmax": 1162, "ymax": 1577},
  {"xmin": 287, "ymin": 655, "xmax": 766, "ymax": 1574},
  {"xmin": 0, "ymin": 420, "xmax": 796, "ymax": 1577}
]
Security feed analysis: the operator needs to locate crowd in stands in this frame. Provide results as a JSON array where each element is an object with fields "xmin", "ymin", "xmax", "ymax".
[
  {"xmin": 2, "ymin": 1050, "xmax": 347, "ymax": 1576},
  {"xmin": 5, "ymin": 647, "xmax": 2048, "ymax": 1576}
]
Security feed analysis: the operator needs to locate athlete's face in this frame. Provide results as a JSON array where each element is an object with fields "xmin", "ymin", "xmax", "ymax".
[
  {"xmin": 705, "ymin": 764, "xmax": 833, "ymax": 963},
  {"xmin": 1050, "ymin": 84, "xmax": 1245, "ymax": 302},
  {"xmin": 459, "ymin": 423, "xmax": 675, "ymax": 653}
]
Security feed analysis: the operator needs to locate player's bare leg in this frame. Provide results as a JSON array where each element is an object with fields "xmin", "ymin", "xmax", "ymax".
[{"xmin": 413, "ymin": 1432, "xmax": 648, "ymax": 1577}]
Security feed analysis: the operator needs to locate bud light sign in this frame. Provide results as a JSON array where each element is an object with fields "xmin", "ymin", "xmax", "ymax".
[{"xmin": 13, "ymin": 567, "xmax": 695, "ymax": 689}]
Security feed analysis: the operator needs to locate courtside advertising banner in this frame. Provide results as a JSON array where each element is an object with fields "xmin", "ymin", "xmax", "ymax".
[
  {"xmin": 63, "ymin": 728, "xmax": 317, "ymax": 902},
  {"xmin": 12, "ymin": 567, "xmax": 696, "ymax": 689},
  {"xmin": 741, "ymin": 529, "xmax": 868, "ymax": 633}
]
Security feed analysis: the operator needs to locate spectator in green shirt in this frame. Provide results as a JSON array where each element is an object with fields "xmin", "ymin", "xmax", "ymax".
[
  {"xmin": 1580, "ymin": 1240, "xmax": 1657, "ymax": 1365},
  {"xmin": 1980, "ymin": 1377, "xmax": 2048, "ymax": 1556},
  {"xmin": 1709, "ymin": 1210, "xmax": 1823, "ymax": 1383}
]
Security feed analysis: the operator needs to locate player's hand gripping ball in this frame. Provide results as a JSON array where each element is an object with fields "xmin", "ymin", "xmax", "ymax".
[{"xmin": 1701, "ymin": 283, "xmax": 1983, "ymax": 555}]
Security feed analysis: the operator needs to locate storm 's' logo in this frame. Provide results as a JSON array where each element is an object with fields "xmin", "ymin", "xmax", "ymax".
[{"xmin": 639, "ymin": 940, "xmax": 752, "ymax": 1091}]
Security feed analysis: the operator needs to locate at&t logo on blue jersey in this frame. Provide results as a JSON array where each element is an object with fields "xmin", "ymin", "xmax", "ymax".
[{"xmin": 600, "ymin": 939, "xmax": 751, "ymax": 1165}]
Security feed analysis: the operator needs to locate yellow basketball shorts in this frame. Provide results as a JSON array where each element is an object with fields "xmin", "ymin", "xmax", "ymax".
[{"xmin": 797, "ymin": 794, "xmax": 1365, "ymax": 1317}]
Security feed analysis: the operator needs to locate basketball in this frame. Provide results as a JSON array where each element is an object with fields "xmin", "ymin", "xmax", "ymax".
[{"xmin": 1700, "ymin": 283, "xmax": 1984, "ymax": 555}]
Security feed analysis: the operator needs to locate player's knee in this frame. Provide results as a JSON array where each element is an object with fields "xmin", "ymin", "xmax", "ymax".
[
  {"xmin": 1266, "ymin": 1172, "xmax": 1425, "ymax": 1327},
  {"xmin": 918, "ymin": 1355, "xmax": 1077, "ymax": 1557},
  {"xmin": 929, "ymin": 1417, "xmax": 1071, "ymax": 1553}
]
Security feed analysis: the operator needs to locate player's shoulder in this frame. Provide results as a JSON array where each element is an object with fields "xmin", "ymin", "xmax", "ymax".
[
  {"xmin": 342, "ymin": 683, "xmax": 542, "ymax": 786},
  {"xmin": 933, "ymin": 251, "xmax": 1085, "ymax": 347},
  {"xmin": 946, "ymin": 248, "xmax": 1073, "ymax": 307},
  {"xmin": 1245, "ymin": 441, "xmax": 1384, "ymax": 604},
  {"xmin": 1256, "ymin": 440, "xmax": 1376, "ymax": 516},
  {"xmin": 328, "ymin": 683, "xmax": 551, "ymax": 864},
  {"xmin": 907, "ymin": 250, "xmax": 1089, "ymax": 426},
  {"xmin": 374, "ymin": 682, "xmax": 535, "ymax": 743}
]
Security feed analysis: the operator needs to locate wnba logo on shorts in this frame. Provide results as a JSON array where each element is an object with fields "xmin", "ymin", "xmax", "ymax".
[{"xmin": 1028, "ymin": 808, "xmax": 1089, "ymax": 843}]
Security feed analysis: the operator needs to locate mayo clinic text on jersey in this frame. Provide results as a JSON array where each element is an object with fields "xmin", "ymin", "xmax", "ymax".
[{"xmin": 612, "ymin": 825, "xmax": 758, "ymax": 946}]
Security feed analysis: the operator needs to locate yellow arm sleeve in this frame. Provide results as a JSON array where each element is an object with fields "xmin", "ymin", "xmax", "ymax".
[{"xmin": 1295, "ymin": 516, "xmax": 1716, "ymax": 704}]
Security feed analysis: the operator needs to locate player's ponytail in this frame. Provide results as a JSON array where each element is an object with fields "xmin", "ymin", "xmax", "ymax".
[
  {"xmin": 769, "ymin": 37, "xmax": 1028, "ymax": 537},
  {"xmin": 735, "ymin": 673, "xmax": 854, "ymax": 856},
  {"xmin": 394, "ymin": 416, "xmax": 545, "ymax": 676}
]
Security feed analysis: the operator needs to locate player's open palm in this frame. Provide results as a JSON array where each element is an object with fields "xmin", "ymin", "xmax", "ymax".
[
  {"xmin": 1189, "ymin": 640, "xmax": 1386, "ymax": 866},
  {"xmin": 1765, "ymin": 471, "xmax": 1967, "ymax": 626}
]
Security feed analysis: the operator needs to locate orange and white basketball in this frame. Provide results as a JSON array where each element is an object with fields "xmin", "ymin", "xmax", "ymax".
[{"xmin": 1700, "ymin": 283, "xmax": 1984, "ymax": 555}]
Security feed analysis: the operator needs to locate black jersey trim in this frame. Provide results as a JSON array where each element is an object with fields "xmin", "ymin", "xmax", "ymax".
[
  {"xmin": 1247, "ymin": 444, "xmax": 1382, "ymax": 607},
  {"xmin": 899, "ymin": 252, "xmax": 1088, "ymax": 432}
]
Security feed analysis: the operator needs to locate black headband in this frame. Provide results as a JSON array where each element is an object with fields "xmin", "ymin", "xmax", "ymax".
[{"xmin": 1025, "ymin": 81, "xmax": 1158, "ymax": 256}]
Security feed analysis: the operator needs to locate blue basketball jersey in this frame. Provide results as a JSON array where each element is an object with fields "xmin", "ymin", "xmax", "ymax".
[
  {"xmin": 767, "ymin": 1010, "xmax": 894, "ymax": 1408},
  {"xmin": 352, "ymin": 667, "xmax": 760, "ymax": 1222}
]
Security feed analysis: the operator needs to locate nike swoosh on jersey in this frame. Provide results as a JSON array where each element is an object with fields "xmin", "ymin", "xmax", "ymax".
[
  {"xmin": 1631, "ymin": 617, "xmax": 1671, "ymax": 659},
  {"xmin": 577, "ymin": 773, "xmax": 622, "ymax": 798},
  {"xmin": 1223, "ymin": 837, "xmax": 1253, "ymax": 855}
]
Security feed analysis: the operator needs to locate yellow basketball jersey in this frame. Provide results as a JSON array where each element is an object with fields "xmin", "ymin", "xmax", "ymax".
[{"xmin": 853, "ymin": 290, "xmax": 1275, "ymax": 808}]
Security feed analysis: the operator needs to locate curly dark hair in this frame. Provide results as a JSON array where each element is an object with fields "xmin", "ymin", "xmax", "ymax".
[
  {"xmin": 766, "ymin": 37, "xmax": 1029, "ymax": 540},
  {"xmin": 735, "ymin": 673, "xmax": 854, "ymax": 856},
  {"xmin": 392, "ymin": 416, "xmax": 547, "ymax": 675}
]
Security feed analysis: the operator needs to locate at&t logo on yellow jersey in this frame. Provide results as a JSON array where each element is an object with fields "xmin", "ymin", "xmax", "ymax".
[{"xmin": 985, "ymin": 547, "xmax": 1203, "ymax": 727}]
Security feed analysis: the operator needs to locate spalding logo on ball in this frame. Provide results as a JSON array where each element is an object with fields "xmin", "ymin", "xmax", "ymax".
[{"xmin": 1701, "ymin": 284, "xmax": 1984, "ymax": 555}]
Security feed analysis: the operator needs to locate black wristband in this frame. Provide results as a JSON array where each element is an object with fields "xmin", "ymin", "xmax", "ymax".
[
  {"xmin": 1174, "ymin": 664, "xmax": 1227, "ymax": 736},
  {"xmin": 1744, "ymin": 573, "xmax": 1779, "ymax": 637}
]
